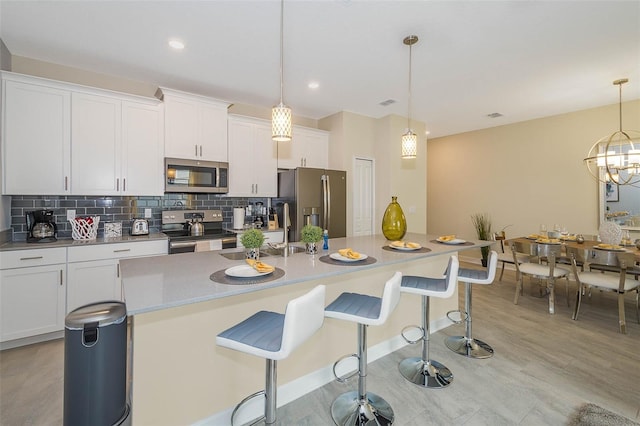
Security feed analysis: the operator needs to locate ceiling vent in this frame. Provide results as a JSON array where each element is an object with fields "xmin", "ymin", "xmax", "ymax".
[
  {"xmin": 487, "ymin": 112, "xmax": 503, "ymax": 118},
  {"xmin": 379, "ymin": 99, "xmax": 396, "ymax": 107}
]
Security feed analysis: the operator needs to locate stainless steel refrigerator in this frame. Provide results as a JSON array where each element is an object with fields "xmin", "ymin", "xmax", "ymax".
[{"xmin": 276, "ymin": 168, "xmax": 347, "ymax": 242}]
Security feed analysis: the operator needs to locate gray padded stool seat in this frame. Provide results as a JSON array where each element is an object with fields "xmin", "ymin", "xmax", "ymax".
[
  {"xmin": 445, "ymin": 251, "xmax": 498, "ymax": 359},
  {"xmin": 399, "ymin": 255, "xmax": 459, "ymax": 388},
  {"xmin": 216, "ymin": 285, "xmax": 325, "ymax": 425},
  {"xmin": 324, "ymin": 272, "xmax": 402, "ymax": 426}
]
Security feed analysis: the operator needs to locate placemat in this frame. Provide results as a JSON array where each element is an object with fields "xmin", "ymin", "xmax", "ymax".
[
  {"xmin": 318, "ymin": 255, "xmax": 377, "ymax": 266},
  {"xmin": 210, "ymin": 267, "xmax": 285, "ymax": 285},
  {"xmin": 382, "ymin": 245, "xmax": 431, "ymax": 254},
  {"xmin": 429, "ymin": 240, "xmax": 474, "ymax": 246}
]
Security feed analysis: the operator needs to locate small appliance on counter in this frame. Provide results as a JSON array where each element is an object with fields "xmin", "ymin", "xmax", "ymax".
[
  {"xmin": 130, "ymin": 218, "xmax": 150, "ymax": 236},
  {"xmin": 26, "ymin": 210, "xmax": 57, "ymax": 243}
]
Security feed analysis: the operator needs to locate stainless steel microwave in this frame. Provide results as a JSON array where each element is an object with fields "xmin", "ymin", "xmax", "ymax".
[{"xmin": 165, "ymin": 158, "xmax": 228, "ymax": 193}]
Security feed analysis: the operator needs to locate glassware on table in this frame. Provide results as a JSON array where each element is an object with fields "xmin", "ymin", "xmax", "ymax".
[{"xmin": 540, "ymin": 224, "xmax": 547, "ymax": 234}]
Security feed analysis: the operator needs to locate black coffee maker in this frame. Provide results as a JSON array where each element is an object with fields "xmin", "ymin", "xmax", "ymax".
[{"xmin": 26, "ymin": 210, "xmax": 58, "ymax": 243}]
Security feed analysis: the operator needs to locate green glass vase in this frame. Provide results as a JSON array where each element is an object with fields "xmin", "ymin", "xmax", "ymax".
[{"xmin": 382, "ymin": 196, "xmax": 407, "ymax": 240}]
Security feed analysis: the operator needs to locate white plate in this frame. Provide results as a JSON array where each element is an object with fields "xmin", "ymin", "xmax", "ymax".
[
  {"xmin": 389, "ymin": 243, "xmax": 422, "ymax": 251},
  {"xmin": 225, "ymin": 265, "xmax": 273, "ymax": 278},
  {"xmin": 437, "ymin": 238, "xmax": 466, "ymax": 245},
  {"xmin": 330, "ymin": 252, "xmax": 368, "ymax": 262}
]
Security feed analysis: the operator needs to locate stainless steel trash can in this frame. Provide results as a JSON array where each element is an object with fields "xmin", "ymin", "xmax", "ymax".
[{"xmin": 63, "ymin": 301, "xmax": 130, "ymax": 426}]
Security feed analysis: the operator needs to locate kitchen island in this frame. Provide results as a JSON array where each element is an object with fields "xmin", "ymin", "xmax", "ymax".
[{"xmin": 121, "ymin": 233, "xmax": 490, "ymax": 426}]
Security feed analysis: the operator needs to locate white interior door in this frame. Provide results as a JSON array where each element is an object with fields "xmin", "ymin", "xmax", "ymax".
[{"xmin": 353, "ymin": 157, "xmax": 374, "ymax": 236}]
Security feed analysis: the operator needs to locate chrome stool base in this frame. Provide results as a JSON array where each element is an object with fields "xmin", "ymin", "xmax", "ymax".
[
  {"xmin": 398, "ymin": 357, "xmax": 453, "ymax": 388},
  {"xmin": 330, "ymin": 390, "xmax": 394, "ymax": 426},
  {"xmin": 444, "ymin": 336, "xmax": 494, "ymax": 359}
]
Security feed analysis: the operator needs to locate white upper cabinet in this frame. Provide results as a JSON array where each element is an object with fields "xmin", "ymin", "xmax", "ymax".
[
  {"xmin": 1, "ymin": 74, "xmax": 71, "ymax": 195},
  {"xmin": 159, "ymin": 88, "xmax": 230, "ymax": 162},
  {"xmin": 277, "ymin": 126, "xmax": 329, "ymax": 169},
  {"xmin": 227, "ymin": 115, "xmax": 278, "ymax": 197},
  {"xmin": 1, "ymin": 72, "xmax": 164, "ymax": 196},
  {"xmin": 71, "ymin": 93, "xmax": 164, "ymax": 196},
  {"xmin": 71, "ymin": 92, "xmax": 122, "ymax": 195}
]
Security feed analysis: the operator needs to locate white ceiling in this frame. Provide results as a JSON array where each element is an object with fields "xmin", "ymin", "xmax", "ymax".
[{"xmin": 1, "ymin": 0, "xmax": 639, "ymax": 138}]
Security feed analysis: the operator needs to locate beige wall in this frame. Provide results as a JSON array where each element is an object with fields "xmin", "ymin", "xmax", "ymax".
[
  {"xmin": 427, "ymin": 100, "xmax": 640, "ymax": 247},
  {"xmin": 320, "ymin": 112, "xmax": 427, "ymax": 236}
]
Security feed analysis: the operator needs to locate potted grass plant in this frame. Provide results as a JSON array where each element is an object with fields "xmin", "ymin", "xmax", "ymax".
[
  {"xmin": 301, "ymin": 224, "xmax": 323, "ymax": 255},
  {"xmin": 471, "ymin": 213, "xmax": 492, "ymax": 267},
  {"xmin": 240, "ymin": 228, "xmax": 265, "ymax": 260}
]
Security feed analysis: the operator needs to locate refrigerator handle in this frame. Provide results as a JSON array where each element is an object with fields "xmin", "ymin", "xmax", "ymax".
[{"xmin": 324, "ymin": 174, "xmax": 331, "ymax": 231}]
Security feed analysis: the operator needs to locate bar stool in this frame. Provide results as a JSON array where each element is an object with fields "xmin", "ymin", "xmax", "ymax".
[
  {"xmin": 399, "ymin": 255, "xmax": 459, "ymax": 388},
  {"xmin": 324, "ymin": 271, "xmax": 402, "ymax": 426},
  {"xmin": 445, "ymin": 250, "xmax": 498, "ymax": 359},
  {"xmin": 216, "ymin": 285, "xmax": 326, "ymax": 425}
]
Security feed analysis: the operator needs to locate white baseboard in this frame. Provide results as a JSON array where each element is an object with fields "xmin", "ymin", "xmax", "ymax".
[{"xmin": 194, "ymin": 316, "xmax": 452, "ymax": 426}]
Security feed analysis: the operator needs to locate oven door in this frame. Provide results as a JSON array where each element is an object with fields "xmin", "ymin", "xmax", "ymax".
[{"xmin": 169, "ymin": 237, "xmax": 236, "ymax": 254}]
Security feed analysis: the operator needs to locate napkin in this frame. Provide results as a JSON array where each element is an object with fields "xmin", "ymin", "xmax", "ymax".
[
  {"xmin": 391, "ymin": 241, "xmax": 420, "ymax": 248},
  {"xmin": 535, "ymin": 237, "xmax": 559, "ymax": 244},
  {"xmin": 438, "ymin": 235, "xmax": 456, "ymax": 242},
  {"xmin": 338, "ymin": 248, "xmax": 361, "ymax": 259},
  {"xmin": 596, "ymin": 243, "xmax": 622, "ymax": 250},
  {"xmin": 246, "ymin": 259, "xmax": 275, "ymax": 273}
]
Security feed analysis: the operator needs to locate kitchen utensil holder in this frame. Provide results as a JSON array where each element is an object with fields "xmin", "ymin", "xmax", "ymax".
[{"xmin": 70, "ymin": 216, "xmax": 100, "ymax": 240}]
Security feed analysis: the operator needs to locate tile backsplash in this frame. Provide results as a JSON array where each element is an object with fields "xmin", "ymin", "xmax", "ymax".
[{"xmin": 10, "ymin": 194, "xmax": 261, "ymax": 241}]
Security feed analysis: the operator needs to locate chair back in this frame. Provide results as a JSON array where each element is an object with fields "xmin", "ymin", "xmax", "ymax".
[
  {"xmin": 485, "ymin": 250, "xmax": 499, "ymax": 282},
  {"xmin": 441, "ymin": 255, "xmax": 460, "ymax": 298},
  {"xmin": 511, "ymin": 240, "xmax": 562, "ymax": 277},
  {"xmin": 280, "ymin": 285, "xmax": 326, "ymax": 358},
  {"xmin": 377, "ymin": 271, "xmax": 403, "ymax": 324}
]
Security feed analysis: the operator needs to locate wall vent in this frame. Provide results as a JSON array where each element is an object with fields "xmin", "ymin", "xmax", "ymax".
[{"xmin": 379, "ymin": 99, "xmax": 396, "ymax": 107}]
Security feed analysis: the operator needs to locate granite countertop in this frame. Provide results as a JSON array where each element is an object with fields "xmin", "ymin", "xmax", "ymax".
[
  {"xmin": 120, "ymin": 233, "xmax": 490, "ymax": 315},
  {"xmin": 0, "ymin": 232, "xmax": 168, "ymax": 251}
]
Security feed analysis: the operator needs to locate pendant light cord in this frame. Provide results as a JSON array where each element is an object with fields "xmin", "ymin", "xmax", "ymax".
[{"xmin": 279, "ymin": 0, "xmax": 285, "ymax": 104}]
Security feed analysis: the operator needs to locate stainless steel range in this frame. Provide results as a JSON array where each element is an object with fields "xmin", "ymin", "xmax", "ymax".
[{"xmin": 162, "ymin": 209, "xmax": 236, "ymax": 254}]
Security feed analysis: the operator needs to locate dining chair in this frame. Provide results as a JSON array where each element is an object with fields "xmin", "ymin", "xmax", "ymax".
[
  {"xmin": 495, "ymin": 234, "xmax": 528, "ymax": 281},
  {"xmin": 567, "ymin": 246, "xmax": 640, "ymax": 333},
  {"xmin": 510, "ymin": 240, "xmax": 570, "ymax": 314}
]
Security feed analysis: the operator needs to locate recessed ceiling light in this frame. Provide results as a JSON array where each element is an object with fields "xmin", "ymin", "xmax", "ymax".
[
  {"xmin": 169, "ymin": 39, "xmax": 185, "ymax": 50},
  {"xmin": 308, "ymin": 81, "xmax": 319, "ymax": 89},
  {"xmin": 425, "ymin": 130, "xmax": 431, "ymax": 136}
]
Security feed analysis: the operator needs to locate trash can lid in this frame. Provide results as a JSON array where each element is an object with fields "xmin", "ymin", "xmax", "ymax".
[{"xmin": 65, "ymin": 301, "xmax": 127, "ymax": 329}]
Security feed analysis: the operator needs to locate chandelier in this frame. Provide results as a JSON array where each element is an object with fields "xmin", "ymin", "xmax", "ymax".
[
  {"xmin": 584, "ymin": 78, "xmax": 640, "ymax": 187},
  {"xmin": 272, "ymin": 0, "xmax": 292, "ymax": 142},
  {"xmin": 401, "ymin": 35, "xmax": 418, "ymax": 159}
]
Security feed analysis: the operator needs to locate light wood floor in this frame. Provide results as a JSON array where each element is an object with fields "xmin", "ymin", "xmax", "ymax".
[{"xmin": 2, "ymin": 266, "xmax": 639, "ymax": 425}]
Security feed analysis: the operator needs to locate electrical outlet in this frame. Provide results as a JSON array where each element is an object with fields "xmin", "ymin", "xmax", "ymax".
[
  {"xmin": 144, "ymin": 208, "xmax": 152, "ymax": 218},
  {"xmin": 66, "ymin": 209, "xmax": 76, "ymax": 221}
]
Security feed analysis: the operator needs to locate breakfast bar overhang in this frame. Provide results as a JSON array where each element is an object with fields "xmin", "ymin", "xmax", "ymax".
[{"xmin": 120, "ymin": 233, "xmax": 490, "ymax": 426}]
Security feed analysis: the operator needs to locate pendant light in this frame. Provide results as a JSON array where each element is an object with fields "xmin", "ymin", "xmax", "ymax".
[
  {"xmin": 401, "ymin": 35, "xmax": 418, "ymax": 159},
  {"xmin": 272, "ymin": 0, "xmax": 292, "ymax": 142},
  {"xmin": 584, "ymin": 78, "xmax": 640, "ymax": 187}
]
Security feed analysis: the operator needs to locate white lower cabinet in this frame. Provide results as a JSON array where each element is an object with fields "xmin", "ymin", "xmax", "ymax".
[
  {"xmin": 66, "ymin": 259, "xmax": 120, "ymax": 313},
  {"xmin": 66, "ymin": 240, "xmax": 167, "ymax": 313},
  {"xmin": 0, "ymin": 248, "xmax": 66, "ymax": 342}
]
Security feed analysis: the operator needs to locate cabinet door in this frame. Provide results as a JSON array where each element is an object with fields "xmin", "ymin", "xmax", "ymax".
[
  {"xmin": 199, "ymin": 102, "xmax": 228, "ymax": 162},
  {"xmin": 228, "ymin": 118, "xmax": 259, "ymax": 197},
  {"xmin": 299, "ymin": 129, "xmax": 329, "ymax": 169},
  {"xmin": 67, "ymin": 259, "xmax": 120, "ymax": 313},
  {"xmin": 164, "ymin": 96, "xmax": 199, "ymax": 159},
  {"xmin": 253, "ymin": 124, "xmax": 278, "ymax": 197},
  {"xmin": 71, "ymin": 92, "xmax": 121, "ymax": 195},
  {"xmin": 2, "ymin": 80, "xmax": 71, "ymax": 195},
  {"xmin": 277, "ymin": 127, "xmax": 329, "ymax": 170},
  {"xmin": 0, "ymin": 265, "xmax": 65, "ymax": 342},
  {"xmin": 122, "ymin": 101, "xmax": 164, "ymax": 195}
]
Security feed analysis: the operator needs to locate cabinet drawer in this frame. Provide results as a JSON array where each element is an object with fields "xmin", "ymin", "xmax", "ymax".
[
  {"xmin": 68, "ymin": 240, "xmax": 167, "ymax": 262},
  {"xmin": 0, "ymin": 247, "xmax": 67, "ymax": 269}
]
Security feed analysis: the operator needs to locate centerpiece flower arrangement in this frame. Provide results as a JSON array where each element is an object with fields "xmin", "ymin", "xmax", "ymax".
[
  {"xmin": 301, "ymin": 224, "xmax": 323, "ymax": 255},
  {"xmin": 241, "ymin": 228, "xmax": 265, "ymax": 260}
]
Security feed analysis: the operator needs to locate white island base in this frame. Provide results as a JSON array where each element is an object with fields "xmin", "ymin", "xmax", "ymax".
[{"xmin": 122, "ymin": 234, "xmax": 486, "ymax": 425}]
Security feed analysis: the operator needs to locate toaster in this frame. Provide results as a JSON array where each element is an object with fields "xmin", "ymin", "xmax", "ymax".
[{"xmin": 130, "ymin": 218, "xmax": 150, "ymax": 236}]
